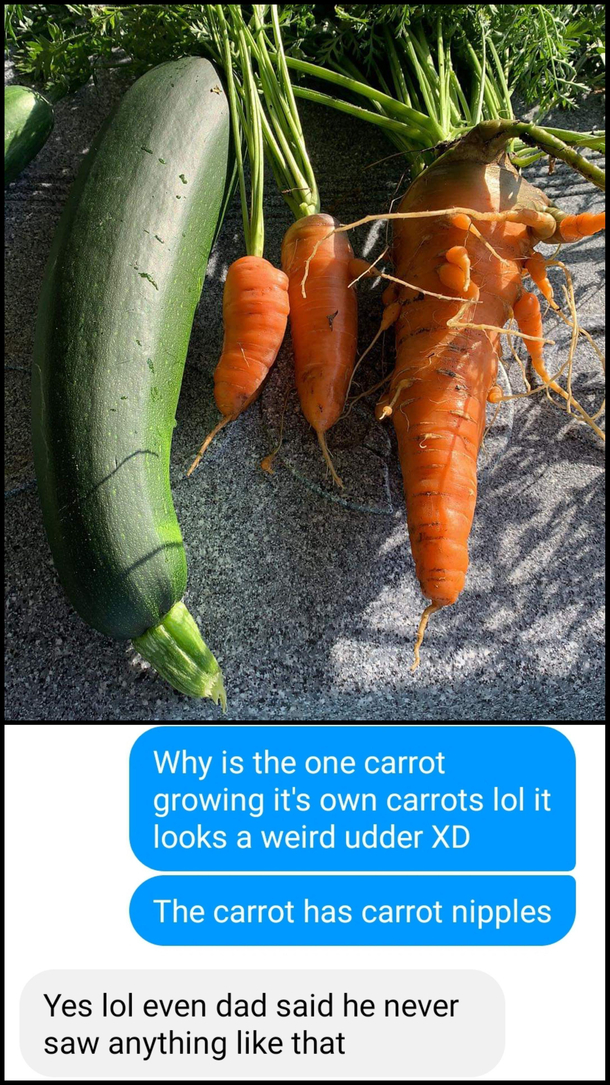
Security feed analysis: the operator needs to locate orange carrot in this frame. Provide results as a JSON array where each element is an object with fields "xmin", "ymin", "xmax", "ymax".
[
  {"xmin": 513, "ymin": 291, "xmax": 548, "ymax": 381},
  {"xmin": 188, "ymin": 256, "xmax": 289, "ymax": 474},
  {"xmin": 373, "ymin": 141, "xmax": 560, "ymax": 664},
  {"xmin": 512, "ymin": 286, "xmax": 604, "ymax": 439},
  {"xmin": 332, "ymin": 182, "xmax": 606, "ymax": 665},
  {"xmin": 558, "ymin": 211, "xmax": 606, "ymax": 242},
  {"xmin": 525, "ymin": 252, "xmax": 555, "ymax": 306},
  {"xmin": 281, "ymin": 212, "xmax": 358, "ymax": 486},
  {"xmin": 358, "ymin": 138, "xmax": 606, "ymax": 665},
  {"xmin": 213, "ymin": 256, "xmax": 289, "ymax": 416},
  {"xmin": 187, "ymin": 9, "xmax": 293, "ymax": 477}
]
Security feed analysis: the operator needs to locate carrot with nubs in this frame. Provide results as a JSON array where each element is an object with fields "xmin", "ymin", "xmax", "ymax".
[{"xmin": 330, "ymin": 123, "xmax": 605, "ymax": 667}]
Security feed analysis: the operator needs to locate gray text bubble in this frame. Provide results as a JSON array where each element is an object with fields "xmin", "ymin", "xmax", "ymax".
[{"xmin": 21, "ymin": 969, "xmax": 504, "ymax": 1079}]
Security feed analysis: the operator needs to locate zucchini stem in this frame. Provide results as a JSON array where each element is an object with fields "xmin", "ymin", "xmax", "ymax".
[{"xmin": 133, "ymin": 601, "xmax": 226, "ymax": 707}]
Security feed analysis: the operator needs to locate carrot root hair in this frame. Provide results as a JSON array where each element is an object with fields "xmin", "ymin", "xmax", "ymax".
[
  {"xmin": 345, "ymin": 373, "xmax": 392, "ymax": 416},
  {"xmin": 411, "ymin": 602, "xmax": 442, "ymax": 672},
  {"xmin": 344, "ymin": 299, "xmax": 401, "ymax": 407},
  {"xmin": 318, "ymin": 430, "xmax": 344, "ymax": 488},
  {"xmin": 261, "ymin": 384, "xmax": 291, "ymax": 474},
  {"xmin": 187, "ymin": 413, "xmax": 234, "ymax": 477}
]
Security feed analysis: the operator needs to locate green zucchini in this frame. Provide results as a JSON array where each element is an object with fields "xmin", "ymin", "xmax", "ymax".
[
  {"xmin": 32, "ymin": 58, "xmax": 231, "ymax": 705},
  {"xmin": 5, "ymin": 85, "xmax": 54, "ymax": 186}
]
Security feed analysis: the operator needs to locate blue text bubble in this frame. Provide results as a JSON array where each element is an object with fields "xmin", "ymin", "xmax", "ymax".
[
  {"xmin": 129, "ymin": 726, "xmax": 575, "ymax": 872},
  {"xmin": 130, "ymin": 874, "xmax": 575, "ymax": 946}
]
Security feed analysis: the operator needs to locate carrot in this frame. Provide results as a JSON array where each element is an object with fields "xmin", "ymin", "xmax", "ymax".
[
  {"xmin": 525, "ymin": 252, "xmax": 556, "ymax": 306},
  {"xmin": 513, "ymin": 291, "xmax": 550, "ymax": 382},
  {"xmin": 213, "ymin": 256, "xmax": 289, "ymax": 418},
  {"xmin": 188, "ymin": 257, "xmax": 289, "ymax": 471},
  {"xmin": 281, "ymin": 213, "xmax": 357, "ymax": 485},
  {"xmin": 213, "ymin": 257, "xmax": 289, "ymax": 417},
  {"xmin": 325, "ymin": 149, "xmax": 604, "ymax": 664},
  {"xmin": 188, "ymin": 7, "xmax": 290, "ymax": 476},
  {"xmin": 370, "ymin": 131, "xmax": 590, "ymax": 666}
]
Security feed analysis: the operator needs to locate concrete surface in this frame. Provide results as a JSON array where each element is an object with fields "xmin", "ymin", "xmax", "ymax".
[{"xmin": 4, "ymin": 64, "xmax": 605, "ymax": 721}]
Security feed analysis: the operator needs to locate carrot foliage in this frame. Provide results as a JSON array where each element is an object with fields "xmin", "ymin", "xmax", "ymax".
[{"xmin": 5, "ymin": 5, "xmax": 604, "ymax": 119}]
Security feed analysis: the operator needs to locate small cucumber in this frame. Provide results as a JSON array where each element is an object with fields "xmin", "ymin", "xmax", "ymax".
[
  {"xmin": 5, "ymin": 85, "xmax": 54, "ymax": 185},
  {"xmin": 32, "ymin": 58, "xmax": 231, "ymax": 705}
]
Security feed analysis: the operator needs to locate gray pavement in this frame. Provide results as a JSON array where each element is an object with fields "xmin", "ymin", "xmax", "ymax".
[{"xmin": 4, "ymin": 65, "xmax": 605, "ymax": 720}]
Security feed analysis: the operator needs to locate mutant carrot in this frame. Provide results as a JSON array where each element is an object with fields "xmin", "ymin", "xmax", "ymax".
[
  {"xmin": 369, "ymin": 126, "xmax": 606, "ymax": 666},
  {"xmin": 281, "ymin": 213, "xmax": 357, "ymax": 485}
]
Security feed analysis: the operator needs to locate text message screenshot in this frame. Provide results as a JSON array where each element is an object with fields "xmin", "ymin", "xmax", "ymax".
[{"xmin": 5, "ymin": 724, "xmax": 605, "ymax": 1080}]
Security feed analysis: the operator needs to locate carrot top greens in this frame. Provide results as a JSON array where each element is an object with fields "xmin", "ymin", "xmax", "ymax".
[{"xmin": 6, "ymin": 5, "xmax": 605, "ymax": 116}]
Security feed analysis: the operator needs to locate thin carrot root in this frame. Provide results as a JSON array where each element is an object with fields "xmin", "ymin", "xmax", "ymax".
[
  {"xmin": 324, "ymin": 205, "xmax": 560, "ymax": 242},
  {"xmin": 379, "ymin": 269, "xmax": 476, "ymax": 304},
  {"xmin": 261, "ymin": 384, "xmax": 291, "ymax": 474},
  {"xmin": 187, "ymin": 413, "xmax": 234, "ymax": 476},
  {"xmin": 507, "ymin": 316, "xmax": 532, "ymax": 390},
  {"xmin": 411, "ymin": 602, "xmax": 442, "ymax": 672},
  {"xmin": 549, "ymin": 259, "xmax": 605, "ymax": 373},
  {"xmin": 345, "ymin": 299, "xmax": 402, "ymax": 405},
  {"xmin": 447, "ymin": 319, "xmax": 553, "ymax": 345},
  {"xmin": 348, "ymin": 255, "xmax": 385, "ymax": 287},
  {"xmin": 482, "ymin": 400, "xmax": 503, "ymax": 445},
  {"xmin": 345, "ymin": 373, "xmax": 392, "ymax": 415},
  {"xmin": 376, "ymin": 377, "xmax": 413, "ymax": 420},
  {"xmin": 317, "ymin": 430, "xmax": 343, "ymax": 488},
  {"xmin": 511, "ymin": 286, "xmax": 605, "ymax": 441}
]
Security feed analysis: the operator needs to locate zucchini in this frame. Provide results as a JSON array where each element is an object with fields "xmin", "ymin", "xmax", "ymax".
[
  {"xmin": 32, "ymin": 58, "xmax": 231, "ymax": 705},
  {"xmin": 5, "ymin": 85, "xmax": 54, "ymax": 186}
]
